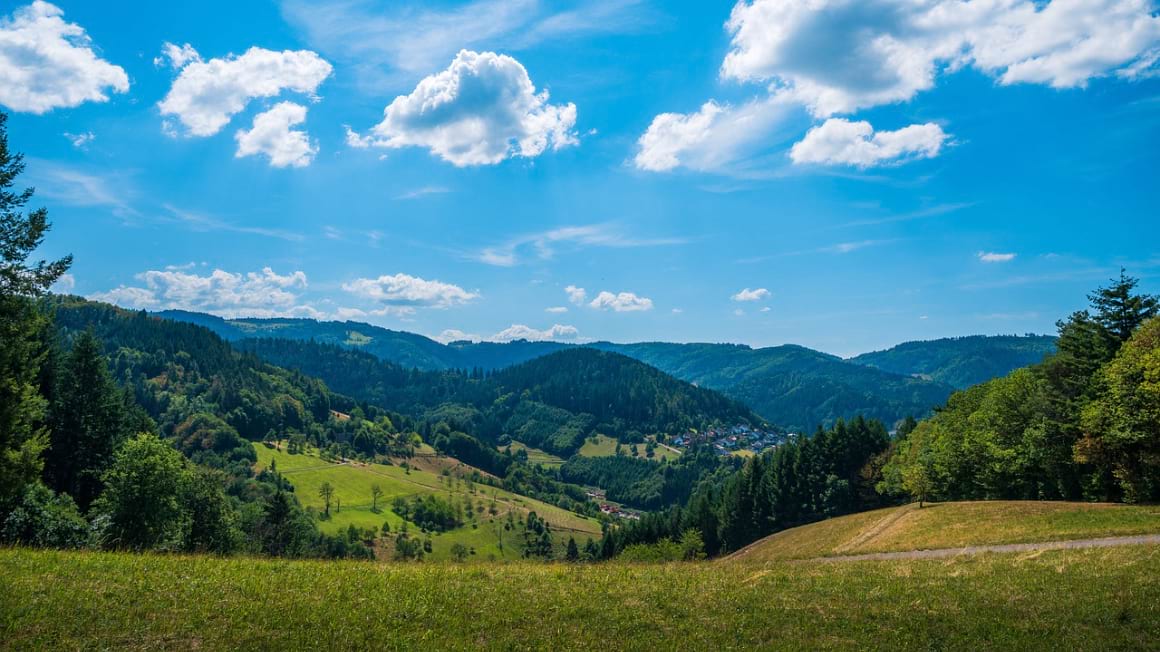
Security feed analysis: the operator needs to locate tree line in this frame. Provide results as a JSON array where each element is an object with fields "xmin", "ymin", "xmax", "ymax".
[{"xmin": 880, "ymin": 271, "xmax": 1159, "ymax": 504}]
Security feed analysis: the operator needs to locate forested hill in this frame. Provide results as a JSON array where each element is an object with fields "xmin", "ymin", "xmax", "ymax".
[
  {"xmin": 590, "ymin": 342, "xmax": 953, "ymax": 433},
  {"xmin": 241, "ymin": 338, "xmax": 762, "ymax": 457},
  {"xmin": 158, "ymin": 312, "xmax": 1053, "ymax": 431},
  {"xmin": 488, "ymin": 348, "xmax": 762, "ymax": 436},
  {"xmin": 156, "ymin": 310, "xmax": 465, "ymax": 370},
  {"xmin": 848, "ymin": 334, "xmax": 1057, "ymax": 388},
  {"xmin": 51, "ymin": 299, "xmax": 372, "ymax": 443}
]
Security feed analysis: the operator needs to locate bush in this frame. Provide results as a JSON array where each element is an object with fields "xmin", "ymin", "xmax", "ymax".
[{"xmin": 0, "ymin": 483, "xmax": 88, "ymax": 548}]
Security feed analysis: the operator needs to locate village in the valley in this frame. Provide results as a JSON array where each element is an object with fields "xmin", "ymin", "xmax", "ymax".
[{"xmin": 670, "ymin": 424, "xmax": 793, "ymax": 456}]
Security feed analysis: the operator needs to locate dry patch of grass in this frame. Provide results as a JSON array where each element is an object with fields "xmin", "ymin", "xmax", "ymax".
[{"xmin": 729, "ymin": 501, "xmax": 1160, "ymax": 563}]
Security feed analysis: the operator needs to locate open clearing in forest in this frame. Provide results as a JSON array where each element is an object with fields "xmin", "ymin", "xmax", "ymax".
[{"xmin": 253, "ymin": 444, "xmax": 601, "ymax": 561}]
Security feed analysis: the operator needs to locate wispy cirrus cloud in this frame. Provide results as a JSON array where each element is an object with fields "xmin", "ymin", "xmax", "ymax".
[
  {"xmin": 26, "ymin": 160, "xmax": 138, "ymax": 219},
  {"xmin": 396, "ymin": 185, "xmax": 451, "ymax": 200},
  {"xmin": 978, "ymin": 251, "xmax": 1017, "ymax": 263},
  {"xmin": 738, "ymin": 238, "xmax": 894, "ymax": 264},
  {"xmin": 280, "ymin": 0, "xmax": 656, "ymax": 87},
  {"xmin": 475, "ymin": 223, "xmax": 687, "ymax": 266},
  {"xmin": 830, "ymin": 202, "xmax": 975, "ymax": 230},
  {"xmin": 163, "ymin": 205, "xmax": 305, "ymax": 242}
]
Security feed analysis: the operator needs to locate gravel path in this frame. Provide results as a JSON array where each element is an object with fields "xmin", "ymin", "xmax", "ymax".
[{"xmin": 812, "ymin": 534, "xmax": 1160, "ymax": 562}]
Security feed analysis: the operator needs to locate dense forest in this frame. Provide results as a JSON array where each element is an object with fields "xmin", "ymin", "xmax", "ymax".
[
  {"xmin": 165, "ymin": 315, "xmax": 1028, "ymax": 432},
  {"xmin": 850, "ymin": 334, "xmax": 1057, "ymax": 389},
  {"xmin": 879, "ymin": 272, "xmax": 1160, "ymax": 504},
  {"xmin": 589, "ymin": 342, "xmax": 953, "ymax": 432},
  {"xmin": 602, "ymin": 417, "xmax": 894, "ymax": 559},
  {"xmin": 599, "ymin": 274, "xmax": 1158, "ymax": 561},
  {"xmin": 560, "ymin": 447, "xmax": 737, "ymax": 511},
  {"xmin": 242, "ymin": 338, "xmax": 762, "ymax": 456}
]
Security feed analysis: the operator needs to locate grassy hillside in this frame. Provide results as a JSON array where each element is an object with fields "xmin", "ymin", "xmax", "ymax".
[
  {"xmin": 577, "ymin": 433, "xmax": 681, "ymax": 462},
  {"xmin": 253, "ymin": 444, "xmax": 600, "ymax": 560},
  {"xmin": 4, "ymin": 545, "xmax": 1158, "ymax": 650},
  {"xmin": 499, "ymin": 441, "xmax": 566, "ymax": 468},
  {"xmin": 728, "ymin": 501, "xmax": 1160, "ymax": 563},
  {"xmin": 849, "ymin": 334, "xmax": 1057, "ymax": 388}
]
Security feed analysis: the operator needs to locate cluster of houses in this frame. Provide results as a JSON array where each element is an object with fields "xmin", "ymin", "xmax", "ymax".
[
  {"xmin": 598, "ymin": 503, "xmax": 641, "ymax": 520},
  {"xmin": 669, "ymin": 424, "xmax": 794, "ymax": 456}
]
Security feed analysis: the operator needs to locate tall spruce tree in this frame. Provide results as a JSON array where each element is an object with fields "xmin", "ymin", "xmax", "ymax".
[
  {"xmin": 45, "ymin": 331, "xmax": 128, "ymax": 509},
  {"xmin": 0, "ymin": 111, "xmax": 72, "ymax": 503},
  {"xmin": 1089, "ymin": 268, "xmax": 1158, "ymax": 344}
]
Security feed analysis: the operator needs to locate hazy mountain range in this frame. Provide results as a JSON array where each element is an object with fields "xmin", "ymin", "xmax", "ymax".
[{"xmin": 158, "ymin": 311, "xmax": 1056, "ymax": 432}]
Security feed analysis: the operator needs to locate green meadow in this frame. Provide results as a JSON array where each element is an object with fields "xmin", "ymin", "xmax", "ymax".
[
  {"xmin": 3, "ymin": 545, "xmax": 1158, "ymax": 650},
  {"xmin": 498, "ymin": 440, "xmax": 566, "ymax": 468},
  {"xmin": 577, "ymin": 434, "xmax": 681, "ymax": 462},
  {"xmin": 253, "ymin": 444, "xmax": 601, "ymax": 560}
]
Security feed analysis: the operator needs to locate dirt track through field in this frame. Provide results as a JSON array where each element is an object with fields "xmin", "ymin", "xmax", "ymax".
[{"xmin": 812, "ymin": 534, "xmax": 1160, "ymax": 562}]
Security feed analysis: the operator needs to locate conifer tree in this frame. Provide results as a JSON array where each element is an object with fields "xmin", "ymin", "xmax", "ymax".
[
  {"xmin": 0, "ymin": 111, "xmax": 72, "ymax": 503},
  {"xmin": 1089, "ymin": 268, "xmax": 1158, "ymax": 344},
  {"xmin": 45, "ymin": 331, "xmax": 127, "ymax": 509}
]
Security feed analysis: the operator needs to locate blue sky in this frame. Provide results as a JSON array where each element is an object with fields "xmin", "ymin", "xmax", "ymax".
[{"xmin": 4, "ymin": 0, "xmax": 1159, "ymax": 356}]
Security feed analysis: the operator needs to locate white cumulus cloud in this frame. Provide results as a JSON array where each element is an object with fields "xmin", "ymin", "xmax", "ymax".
[
  {"xmin": 565, "ymin": 285, "xmax": 588, "ymax": 305},
  {"xmin": 159, "ymin": 45, "xmax": 332, "ymax": 137},
  {"xmin": 790, "ymin": 119, "xmax": 948, "ymax": 168},
  {"xmin": 638, "ymin": 0, "xmax": 1160, "ymax": 173},
  {"xmin": 435, "ymin": 328, "xmax": 480, "ymax": 343},
  {"xmin": 634, "ymin": 95, "xmax": 797, "ymax": 172},
  {"xmin": 722, "ymin": 0, "xmax": 1160, "ymax": 117},
  {"xmin": 978, "ymin": 251, "xmax": 1017, "ymax": 263},
  {"xmin": 0, "ymin": 1, "xmax": 129, "ymax": 114},
  {"xmin": 635, "ymin": 101, "xmax": 725, "ymax": 172},
  {"xmin": 490, "ymin": 323, "xmax": 580, "ymax": 342},
  {"xmin": 347, "ymin": 50, "xmax": 577, "ymax": 166},
  {"xmin": 732, "ymin": 287, "xmax": 770, "ymax": 302},
  {"xmin": 342, "ymin": 273, "xmax": 478, "ymax": 313},
  {"xmin": 589, "ymin": 291, "xmax": 653, "ymax": 312},
  {"xmin": 235, "ymin": 102, "xmax": 318, "ymax": 168},
  {"xmin": 90, "ymin": 267, "xmax": 319, "ymax": 318},
  {"xmin": 154, "ymin": 42, "xmax": 199, "ymax": 69},
  {"xmin": 545, "ymin": 306, "xmax": 569, "ymax": 313}
]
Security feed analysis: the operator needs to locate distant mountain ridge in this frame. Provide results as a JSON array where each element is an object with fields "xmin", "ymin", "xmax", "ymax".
[
  {"xmin": 157, "ymin": 311, "xmax": 1052, "ymax": 432},
  {"xmin": 240, "ymin": 338, "xmax": 762, "ymax": 457},
  {"xmin": 848, "ymin": 334, "xmax": 1057, "ymax": 389}
]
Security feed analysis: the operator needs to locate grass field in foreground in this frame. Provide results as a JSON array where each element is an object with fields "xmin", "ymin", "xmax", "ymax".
[
  {"xmin": 730, "ymin": 501, "xmax": 1160, "ymax": 562},
  {"xmin": 253, "ymin": 444, "xmax": 600, "ymax": 560},
  {"xmin": 3, "ymin": 545, "xmax": 1158, "ymax": 650}
]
